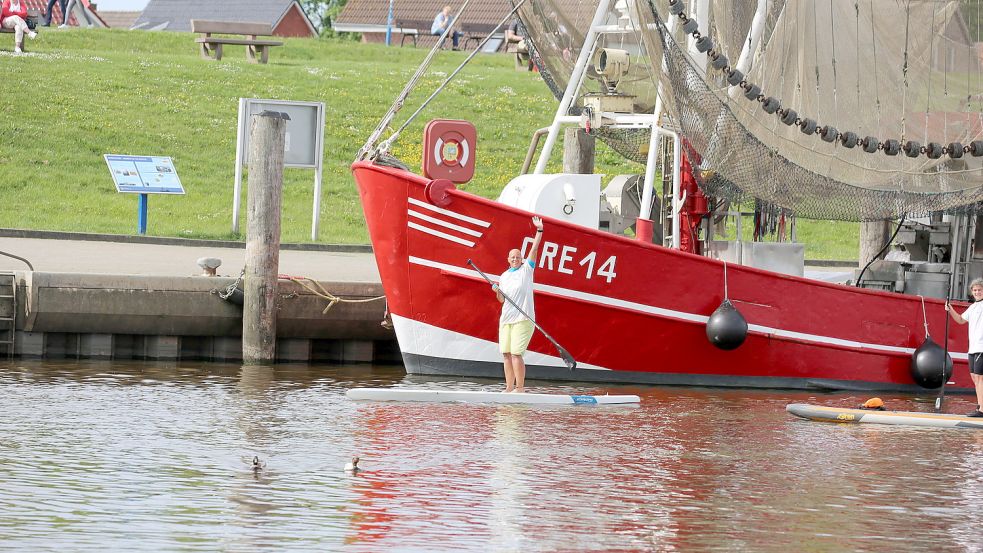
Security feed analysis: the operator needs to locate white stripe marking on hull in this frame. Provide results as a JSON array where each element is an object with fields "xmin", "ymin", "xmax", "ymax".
[{"xmin": 405, "ymin": 256, "xmax": 967, "ymax": 360}]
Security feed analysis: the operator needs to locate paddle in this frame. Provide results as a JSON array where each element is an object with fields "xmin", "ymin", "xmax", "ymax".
[
  {"xmin": 467, "ymin": 259, "xmax": 577, "ymax": 370},
  {"xmin": 937, "ymin": 273, "xmax": 954, "ymax": 412}
]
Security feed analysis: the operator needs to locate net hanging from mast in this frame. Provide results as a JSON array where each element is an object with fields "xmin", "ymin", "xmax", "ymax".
[{"xmin": 517, "ymin": 0, "xmax": 983, "ymax": 221}]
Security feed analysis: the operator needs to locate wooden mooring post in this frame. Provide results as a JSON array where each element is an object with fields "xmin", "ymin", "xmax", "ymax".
[
  {"xmin": 243, "ymin": 111, "xmax": 289, "ymax": 364},
  {"xmin": 859, "ymin": 219, "xmax": 892, "ymax": 269},
  {"xmin": 562, "ymin": 128, "xmax": 595, "ymax": 174}
]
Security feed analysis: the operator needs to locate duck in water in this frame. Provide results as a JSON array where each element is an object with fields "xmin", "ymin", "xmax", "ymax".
[
  {"xmin": 252, "ymin": 456, "xmax": 266, "ymax": 473},
  {"xmin": 344, "ymin": 456, "xmax": 360, "ymax": 474}
]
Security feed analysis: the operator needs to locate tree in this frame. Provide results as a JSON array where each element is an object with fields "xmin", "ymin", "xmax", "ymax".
[{"xmin": 300, "ymin": 0, "xmax": 357, "ymax": 39}]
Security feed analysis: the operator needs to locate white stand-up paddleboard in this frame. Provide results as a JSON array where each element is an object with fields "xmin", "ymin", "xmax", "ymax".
[
  {"xmin": 347, "ymin": 388, "xmax": 640, "ymax": 405},
  {"xmin": 787, "ymin": 404, "xmax": 983, "ymax": 429}
]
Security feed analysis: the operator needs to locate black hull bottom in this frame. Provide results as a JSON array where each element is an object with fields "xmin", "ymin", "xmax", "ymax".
[{"xmin": 401, "ymin": 353, "xmax": 965, "ymax": 394}]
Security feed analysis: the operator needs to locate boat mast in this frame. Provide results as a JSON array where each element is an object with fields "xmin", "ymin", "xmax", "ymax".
[
  {"xmin": 645, "ymin": 3, "xmax": 680, "ymax": 248},
  {"xmin": 533, "ymin": 0, "xmax": 684, "ymax": 249},
  {"xmin": 533, "ymin": 0, "xmax": 614, "ymax": 175},
  {"xmin": 728, "ymin": 0, "xmax": 769, "ymax": 100}
]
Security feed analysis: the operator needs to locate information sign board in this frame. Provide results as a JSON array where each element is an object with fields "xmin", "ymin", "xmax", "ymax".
[{"xmin": 104, "ymin": 155, "xmax": 185, "ymax": 194}]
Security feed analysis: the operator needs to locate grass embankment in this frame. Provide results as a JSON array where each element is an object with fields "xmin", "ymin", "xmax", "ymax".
[{"xmin": 0, "ymin": 29, "xmax": 859, "ymax": 258}]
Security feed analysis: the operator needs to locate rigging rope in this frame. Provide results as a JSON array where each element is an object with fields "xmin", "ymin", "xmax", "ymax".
[
  {"xmin": 381, "ymin": 1, "xmax": 527, "ymax": 151},
  {"xmin": 855, "ymin": 214, "xmax": 908, "ymax": 288},
  {"xmin": 358, "ymin": 0, "xmax": 527, "ymax": 161},
  {"xmin": 356, "ymin": 0, "xmax": 475, "ymax": 162},
  {"xmin": 664, "ymin": 0, "xmax": 983, "ymax": 160}
]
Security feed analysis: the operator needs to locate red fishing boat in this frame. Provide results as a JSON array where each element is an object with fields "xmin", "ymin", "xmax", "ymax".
[{"xmin": 352, "ymin": 0, "xmax": 983, "ymax": 393}]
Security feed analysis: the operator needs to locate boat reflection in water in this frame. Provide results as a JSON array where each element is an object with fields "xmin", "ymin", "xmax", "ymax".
[
  {"xmin": 343, "ymin": 377, "xmax": 983, "ymax": 551},
  {"xmin": 2, "ymin": 361, "xmax": 983, "ymax": 550}
]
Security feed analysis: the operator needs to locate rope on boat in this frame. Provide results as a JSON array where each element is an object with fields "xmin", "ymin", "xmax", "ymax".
[
  {"xmin": 723, "ymin": 261, "xmax": 729, "ymax": 300},
  {"xmin": 357, "ymin": 0, "xmax": 528, "ymax": 162},
  {"xmin": 382, "ymin": 1, "xmax": 528, "ymax": 151},
  {"xmin": 919, "ymin": 294, "xmax": 930, "ymax": 339},
  {"xmin": 356, "ymin": 0, "xmax": 475, "ymax": 162}
]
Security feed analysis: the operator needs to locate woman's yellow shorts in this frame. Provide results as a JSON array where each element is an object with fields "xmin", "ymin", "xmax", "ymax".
[{"xmin": 499, "ymin": 319, "xmax": 534, "ymax": 355}]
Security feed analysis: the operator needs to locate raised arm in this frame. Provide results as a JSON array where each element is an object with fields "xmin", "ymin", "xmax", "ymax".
[
  {"xmin": 946, "ymin": 301, "xmax": 968, "ymax": 325},
  {"xmin": 527, "ymin": 216, "xmax": 544, "ymax": 263}
]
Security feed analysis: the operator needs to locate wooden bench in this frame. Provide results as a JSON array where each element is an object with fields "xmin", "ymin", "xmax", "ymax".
[
  {"xmin": 460, "ymin": 23, "xmax": 498, "ymax": 51},
  {"xmin": 395, "ymin": 19, "xmax": 430, "ymax": 47},
  {"xmin": 191, "ymin": 20, "xmax": 283, "ymax": 64},
  {"xmin": 507, "ymin": 40, "xmax": 534, "ymax": 71}
]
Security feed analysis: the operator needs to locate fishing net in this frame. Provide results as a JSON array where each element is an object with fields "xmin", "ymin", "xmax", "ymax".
[{"xmin": 517, "ymin": 0, "xmax": 983, "ymax": 221}]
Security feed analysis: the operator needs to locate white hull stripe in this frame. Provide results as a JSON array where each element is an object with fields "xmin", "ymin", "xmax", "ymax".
[
  {"xmin": 408, "ymin": 209, "xmax": 483, "ymax": 237},
  {"xmin": 408, "ymin": 197, "xmax": 491, "ymax": 228},
  {"xmin": 408, "ymin": 222, "xmax": 475, "ymax": 247},
  {"xmin": 406, "ymin": 256, "xmax": 969, "ymax": 359},
  {"xmin": 390, "ymin": 313, "xmax": 610, "ymax": 370}
]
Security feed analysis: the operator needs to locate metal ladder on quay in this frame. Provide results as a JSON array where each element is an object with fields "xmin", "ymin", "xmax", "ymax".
[{"xmin": 0, "ymin": 272, "xmax": 16, "ymax": 358}]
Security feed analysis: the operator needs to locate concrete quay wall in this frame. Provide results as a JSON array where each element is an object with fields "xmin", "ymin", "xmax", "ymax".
[{"xmin": 8, "ymin": 272, "xmax": 400, "ymax": 364}]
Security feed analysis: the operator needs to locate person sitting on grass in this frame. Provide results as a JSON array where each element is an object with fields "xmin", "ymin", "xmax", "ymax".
[
  {"xmin": 431, "ymin": 5, "xmax": 464, "ymax": 51},
  {"xmin": 1, "ymin": 0, "xmax": 37, "ymax": 54}
]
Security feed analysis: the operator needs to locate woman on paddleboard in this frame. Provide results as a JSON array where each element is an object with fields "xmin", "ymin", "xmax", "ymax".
[
  {"xmin": 492, "ymin": 216, "xmax": 544, "ymax": 393},
  {"xmin": 945, "ymin": 277, "xmax": 983, "ymax": 417}
]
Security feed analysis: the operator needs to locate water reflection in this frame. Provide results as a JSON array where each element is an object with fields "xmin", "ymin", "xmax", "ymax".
[{"xmin": 1, "ymin": 360, "xmax": 982, "ymax": 551}]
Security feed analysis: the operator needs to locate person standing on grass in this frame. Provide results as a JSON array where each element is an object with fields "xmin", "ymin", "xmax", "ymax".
[
  {"xmin": 1, "ymin": 0, "xmax": 37, "ymax": 54},
  {"xmin": 492, "ymin": 216, "xmax": 544, "ymax": 393},
  {"xmin": 42, "ymin": 0, "xmax": 65, "ymax": 26},
  {"xmin": 59, "ymin": 0, "xmax": 92, "ymax": 28},
  {"xmin": 945, "ymin": 277, "xmax": 983, "ymax": 417}
]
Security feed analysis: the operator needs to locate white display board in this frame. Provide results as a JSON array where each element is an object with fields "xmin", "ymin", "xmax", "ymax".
[{"xmin": 233, "ymin": 98, "xmax": 326, "ymax": 240}]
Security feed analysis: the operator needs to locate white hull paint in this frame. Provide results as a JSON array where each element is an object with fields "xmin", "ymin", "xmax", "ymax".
[{"xmin": 390, "ymin": 313, "xmax": 612, "ymax": 371}]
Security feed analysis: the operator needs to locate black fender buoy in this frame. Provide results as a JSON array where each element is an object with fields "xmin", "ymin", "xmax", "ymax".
[
  {"xmin": 910, "ymin": 336, "xmax": 953, "ymax": 389},
  {"xmin": 706, "ymin": 299, "xmax": 748, "ymax": 350},
  {"xmin": 221, "ymin": 285, "xmax": 244, "ymax": 306}
]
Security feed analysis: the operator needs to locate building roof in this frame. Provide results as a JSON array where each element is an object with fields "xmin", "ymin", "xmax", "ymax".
[
  {"xmin": 133, "ymin": 0, "xmax": 315, "ymax": 35},
  {"xmin": 98, "ymin": 10, "xmax": 141, "ymax": 29},
  {"xmin": 334, "ymin": 0, "xmax": 513, "ymax": 32}
]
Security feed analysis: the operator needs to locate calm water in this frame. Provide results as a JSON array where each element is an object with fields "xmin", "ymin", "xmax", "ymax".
[{"xmin": 1, "ymin": 360, "xmax": 982, "ymax": 552}]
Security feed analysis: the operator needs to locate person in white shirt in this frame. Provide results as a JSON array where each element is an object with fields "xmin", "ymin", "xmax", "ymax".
[
  {"xmin": 945, "ymin": 277, "xmax": 983, "ymax": 417},
  {"xmin": 431, "ymin": 5, "xmax": 463, "ymax": 50},
  {"xmin": 492, "ymin": 216, "xmax": 544, "ymax": 393}
]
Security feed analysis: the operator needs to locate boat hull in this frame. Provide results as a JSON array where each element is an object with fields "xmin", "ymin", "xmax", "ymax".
[{"xmin": 352, "ymin": 161, "xmax": 974, "ymax": 393}]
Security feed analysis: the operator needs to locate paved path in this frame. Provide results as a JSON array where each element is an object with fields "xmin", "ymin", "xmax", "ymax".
[
  {"xmin": 0, "ymin": 236, "xmax": 381, "ymax": 283},
  {"xmin": 0, "ymin": 232, "xmax": 853, "ymax": 285}
]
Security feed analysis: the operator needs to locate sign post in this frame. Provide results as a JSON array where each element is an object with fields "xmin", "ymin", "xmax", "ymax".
[
  {"xmin": 104, "ymin": 154, "xmax": 186, "ymax": 234},
  {"xmin": 138, "ymin": 194, "xmax": 149, "ymax": 234},
  {"xmin": 233, "ymin": 98, "xmax": 325, "ymax": 240}
]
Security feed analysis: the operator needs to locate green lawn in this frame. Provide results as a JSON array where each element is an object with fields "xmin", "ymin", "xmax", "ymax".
[{"xmin": 0, "ymin": 29, "xmax": 858, "ymax": 258}]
